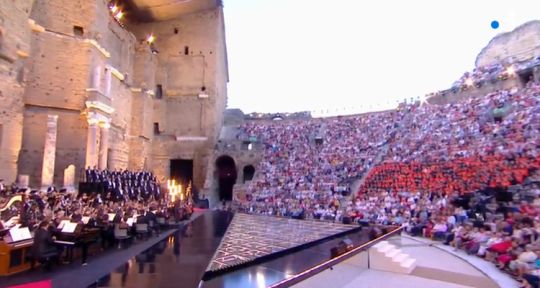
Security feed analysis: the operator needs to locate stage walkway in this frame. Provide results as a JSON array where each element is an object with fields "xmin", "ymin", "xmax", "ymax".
[{"xmin": 292, "ymin": 235, "xmax": 518, "ymax": 288}]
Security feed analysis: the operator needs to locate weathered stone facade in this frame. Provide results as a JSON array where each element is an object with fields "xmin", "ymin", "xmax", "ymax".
[
  {"xmin": 476, "ymin": 20, "xmax": 540, "ymax": 67},
  {"xmin": 0, "ymin": 0, "xmax": 34, "ymax": 184},
  {"xmin": 0, "ymin": 0, "xmax": 228, "ymax": 190}
]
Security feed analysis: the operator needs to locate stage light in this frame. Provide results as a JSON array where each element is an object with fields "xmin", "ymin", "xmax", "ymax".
[
  {"xmin": 110, "ymin": 5, "xmax": 118, "ymax": 13},
  {"xmin": 506, "ymin": 66, "xmax": 515, "ymax": 76},
  {"xmin": 147, "ymin": 34, "xmax": 156, "ymax": 44},
  {"xmin": 465, "ymin": 78, "xmax": 474, "ymax": 87},
  {"xmin": 115, "ymin": 11, "xmax": 124, "ymax": 20}
]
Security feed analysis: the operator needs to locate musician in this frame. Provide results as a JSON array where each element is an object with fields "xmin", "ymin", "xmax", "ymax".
[
  {"xmin": 146, "ymin": 208, "xmax": 157, "ymax": 224},
  {"xmin": 51, "ymin": 210, "xmax": 68, "ymax": 231},
  {"xmin": 136, "ymin": 210, "xmax": 148, "ymax": 224},
  {"xmin": 31, "ymin": 220, "xmax": 60, "ymax": 269},
  {"xmin": 70, "ymin": 208, "xmax": 83, "ymax": 223},
  {"xmin": 92, "ymin": 193, "xmax": 103, "ymax": 207}
]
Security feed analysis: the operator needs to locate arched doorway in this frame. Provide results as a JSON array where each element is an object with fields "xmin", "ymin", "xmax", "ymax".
[
  {"xmin": 243, "ymin": 165, "xmax": 255, "ymax": 183},
  {"xmin": 215, "ymin": 155, "xmax": 237, "ymax": 202}
]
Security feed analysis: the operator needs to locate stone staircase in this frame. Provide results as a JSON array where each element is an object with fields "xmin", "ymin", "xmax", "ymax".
[{"xmin": 369, "ymin": 240, "xmax": 417, "ymax": 274}]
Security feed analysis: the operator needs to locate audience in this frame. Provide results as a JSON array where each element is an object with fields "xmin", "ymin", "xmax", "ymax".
[{"xmin": 232, "ymin": 62, "xmax": 540, "ymax": 286}]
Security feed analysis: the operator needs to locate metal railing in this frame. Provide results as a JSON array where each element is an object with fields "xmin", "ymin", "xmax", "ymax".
[{"xmin": 268, "ymin": 226, "xmax": 403, "ymax": 288}]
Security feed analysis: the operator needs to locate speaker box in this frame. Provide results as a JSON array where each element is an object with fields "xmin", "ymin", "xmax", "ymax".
[
  {"xmin": 330, "ymin": 246, "xmax": 347, "ymax": 258},
  {"xmin": 330, "ymin": 238, "xmax": 354, "ymax": 258},
  {"xmin": 340, "ymin": 238, "xmax": 354, "ymax": 248}
]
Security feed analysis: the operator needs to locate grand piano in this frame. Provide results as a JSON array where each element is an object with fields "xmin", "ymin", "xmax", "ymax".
[
  {"xmin": 0, "ymin": 194, "xmax": 33, "ymax": 276},
  {"xmin": 52, "ymin": 221, "xmax": 100, "ymax": 264}
]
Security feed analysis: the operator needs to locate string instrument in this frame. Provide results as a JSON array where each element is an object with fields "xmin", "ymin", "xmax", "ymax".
[
  {"xmin": 0, "ymin": 194, "xmax": 23, "ymax": 227},
  {"xmin": 0, "ymin": 195, "xmax": 32, "ymax": 276}
]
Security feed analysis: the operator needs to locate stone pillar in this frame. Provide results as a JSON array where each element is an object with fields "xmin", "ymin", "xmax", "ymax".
[
  {"xmin": 41, "ymin": 115, "xmax": 58, "ymax": 188},
  {"xmin": 98, "ymin": 121, "xmax": 110, "ymax": 170},
  {"xmin": 104, "ymin": 67, "xmax": 112, "ymax": 97},
  {"xmin": 63, "ymin": 165, "xmax": 76, "ymax": 192},
  {"xmin": 85, "ymin": 117, "xmax": 99, "ymax": 169},
  {"xmin": 92, "ymin": 66, "xmax": 101, "ymax": 90}
]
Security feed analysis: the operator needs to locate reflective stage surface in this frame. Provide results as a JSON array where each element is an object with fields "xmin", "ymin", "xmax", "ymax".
[
  {"xmin": 206, "ymin": 213, "xmax": 359, "ymax": 273},
  {"xmin": 92, "ymin": 211, "xmax": 370, "ymax": 288}
]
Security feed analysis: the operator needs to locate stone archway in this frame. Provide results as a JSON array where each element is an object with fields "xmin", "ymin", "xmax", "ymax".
[
  {"xmin": 243, "ymin": 165, "xmax": 255, "ymax": 183},
  {"xmin": 215, "ymin": 155, "xmax": 237, "ymax": 202}
]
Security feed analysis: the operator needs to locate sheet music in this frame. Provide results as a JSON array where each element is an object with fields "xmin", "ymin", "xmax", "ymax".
[
  {"xmin": 57, "ymin": 219, "xmax": 70, "ymax": 229},
  {"xmin": 82, "ymin": 216, "xmax": 90, "ymax": 224},
  {"xmin": 108, "ymin": 213, "xmax": 116, "ymax": 221},
  {"xmin": 9, "ymin": 227, "xmax": 32, "ymax": 242},
  {"xmin": 3, "ymin": 217, "xmax": 19, "ymax": 229},
  {"xmin": 61, "ymin": 222, "xmax": 78, "ymax": 233},
  {"xmin": 126, "ymin": 218, "xmax": 134, "ymax": 227}
]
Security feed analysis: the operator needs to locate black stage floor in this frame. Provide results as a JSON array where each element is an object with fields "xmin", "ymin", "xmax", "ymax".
[{"xmin": 92, "ymin": 211, "xmax": 371, "ymax": 288}]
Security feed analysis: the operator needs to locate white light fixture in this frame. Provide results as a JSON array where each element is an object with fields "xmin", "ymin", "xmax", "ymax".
[
  {"xmin": 147, "ymin": 34, "xmax": 156, "ymax": 44},
  {"xmin": 506, "ymin": 66, "xmax": 515, "ymax": 76},
  {"xmin": 198, "ymin": 86, "xmax": 208, "ymax": 98}
]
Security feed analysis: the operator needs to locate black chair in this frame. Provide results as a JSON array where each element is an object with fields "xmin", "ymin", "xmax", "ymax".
[
  {"xmin": 114, "ymin": 224, "xmax": 132, "ymax": 248},
  {"xmin": 135, "ymin": 224, "xmax": 150, "ymax": 240},
  {"xmin": 29, "ymin": 250, "xmax": 60, "ymax": 271},
  {"xmin": 148, "ymin": 220, "xmax": 159, "ymax": 236}
]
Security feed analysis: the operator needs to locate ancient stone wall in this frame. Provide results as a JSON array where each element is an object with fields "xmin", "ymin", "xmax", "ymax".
[
  {"xmin": 19, "ymin": 108, "xmax": 87, "ymax": 188},
  {"xmin": 19, "ymin": 0, "xmax": 137, "ymax": 186},
  {"xmin": 0, "ymin": 0, "xmax": 34, "ymax": 183},
  {"xmin": 29, "ymin": 0, "xmax": 96, "ymax": 37},
  {"xmin": 128, "ymin": 8, "xmax": 228, "ymax": 188},
  {"xmin": 427, "ymin": 78, "xmax": 521, "ymax": 105},
  {"xmin": 476, "ymin": 20, "xmax": 540, "ymax": 67},
  {"xmin": 2, "ymin": 0, "xmax": 228, "ymax": 190}
]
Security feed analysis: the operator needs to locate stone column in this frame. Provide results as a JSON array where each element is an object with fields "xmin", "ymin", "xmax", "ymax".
[
  {"xmin": 98, "ymin": 121, "xmax": 110, "ymax": 170},
  {"xmin": 41, "ymin": 115, "xmax": 58, "ymax": 188},
  {"xmin": 63, "ymin": 165, "xmax": 76, "ymax": 192},
  {"xmin": 85, "ymin": 117, "xmax": 99, "ymax": 169},
  {"xmin": 104, "ymin": 67, "xmax": 112, "ymax": 97},
  {"xmin": 92, "ymin": 66, "xmax": 101, "ymax": 90}
]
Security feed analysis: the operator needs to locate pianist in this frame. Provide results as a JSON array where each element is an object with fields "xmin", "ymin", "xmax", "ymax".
[{"xmin": 31, "ymin": 220, "xmax": 61, "ymax": 269}]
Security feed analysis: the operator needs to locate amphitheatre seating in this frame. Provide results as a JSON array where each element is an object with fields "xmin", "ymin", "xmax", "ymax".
[{"xmin": 359, "ymin": 155, "xmax": 540, "ymax": 195}]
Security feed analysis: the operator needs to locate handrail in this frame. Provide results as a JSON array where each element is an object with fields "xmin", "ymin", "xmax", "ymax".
[{"xmin": 268, "ymin": 226, "xmax": 403, "ymax": 288}]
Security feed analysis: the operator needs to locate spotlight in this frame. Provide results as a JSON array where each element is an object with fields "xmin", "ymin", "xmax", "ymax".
[
  {"xmin": 147, "ymin": 34, "xmax": 156, "ymax": 44},
  {"xmin": 110, "ymin": 5, "xmax": 118, "ymax": 13},
  {"xmin": 506, "ymin": 66, "xmax": 515, "ymax": 76},
  {"xmin": 115, "ymin": 11, "xmax": 124, "ymax": 20}
]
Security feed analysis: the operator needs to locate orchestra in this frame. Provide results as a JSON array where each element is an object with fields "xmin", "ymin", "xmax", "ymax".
[{"xmin": 0, "ymin": 169, "xmax": 193, "ymax": 275}]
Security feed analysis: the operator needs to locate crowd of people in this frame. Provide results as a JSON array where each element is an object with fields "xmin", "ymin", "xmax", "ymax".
[
  {"xmin": 84, "ymin": 167, "xmax": 162, "ymax": 202},
  {"xmin": 233, "ymin": 60, "xmax": 540, "ymax": 285},
  {"xmin": 236, "ymin": 110, "xmax": 399, "ymax": 218},
  {"xmin": 236, "ymin": 76, "xmax": 540, "ymax": 219},
  {"xmin": 452, "ymin": 62, "xmax": 505, "ymax": 89}
]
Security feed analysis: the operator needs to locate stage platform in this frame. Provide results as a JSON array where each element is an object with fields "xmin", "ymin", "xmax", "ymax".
[{"xmin": 91, "ymin": 211, "xmax": 396, "ymax": 288}]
